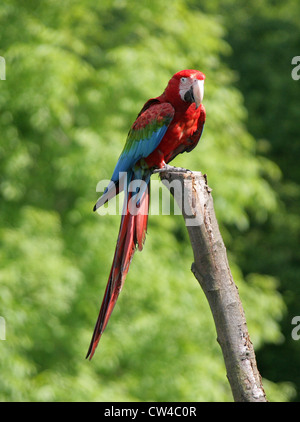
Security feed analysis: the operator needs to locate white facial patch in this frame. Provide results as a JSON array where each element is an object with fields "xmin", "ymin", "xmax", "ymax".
[
  {"xmin": 179, "ymin": 76, "xmax": 204, "ymax": 107},
  {"xmin": 179, "ymin": 77, "xmax": 193, "ymax": 101}
]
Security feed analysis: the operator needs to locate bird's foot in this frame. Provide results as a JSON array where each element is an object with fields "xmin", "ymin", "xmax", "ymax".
[{"xmin": 153, "ymin": 164, "xmax": 189, "ymax": 174}]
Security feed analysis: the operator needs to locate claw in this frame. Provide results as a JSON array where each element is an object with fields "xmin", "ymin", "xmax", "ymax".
[{"xmin": 153, "ymin": 164, "xmax": 188, "ymax": 173}]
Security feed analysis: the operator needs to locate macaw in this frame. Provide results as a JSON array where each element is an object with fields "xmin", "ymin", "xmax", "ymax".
[{"xmin": 86, "ymin": 69, "xmax": 206, "ymax": 359}]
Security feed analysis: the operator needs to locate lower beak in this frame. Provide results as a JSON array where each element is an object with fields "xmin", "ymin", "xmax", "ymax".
[{"xmin": 192, "ymin": 79, "xmax": 204, "ymax": 109}]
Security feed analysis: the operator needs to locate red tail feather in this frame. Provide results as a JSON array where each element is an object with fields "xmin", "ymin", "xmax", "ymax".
[
  {"xmin": 135, "ymin": 186, "xmax": 149, "ymax": 251},
  {"xmin": 86, "ymin": 185, "xmax": 149, "ymax": 360}
]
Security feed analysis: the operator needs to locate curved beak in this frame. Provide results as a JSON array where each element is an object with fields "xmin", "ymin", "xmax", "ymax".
[{"xmin": 192, "ymin": 79, "xmax": 204, "ymax": 109}]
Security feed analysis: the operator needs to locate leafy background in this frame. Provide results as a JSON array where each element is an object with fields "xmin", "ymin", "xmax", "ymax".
[{"xmin": 0, "ymin": 0, "xmax": 299, "ymax": 401}]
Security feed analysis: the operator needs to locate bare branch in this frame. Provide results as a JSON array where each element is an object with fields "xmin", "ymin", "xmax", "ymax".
[{"xmin": 159, "ymin": 168, "xmax": 267, "ymax": 402}]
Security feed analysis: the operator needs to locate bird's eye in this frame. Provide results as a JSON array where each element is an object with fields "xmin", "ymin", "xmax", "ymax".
[{"xmin": 181, "ymin": 77, "xmax": 187, "ymax": 83}]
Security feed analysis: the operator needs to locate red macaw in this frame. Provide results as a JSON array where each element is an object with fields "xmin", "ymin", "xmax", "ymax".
[{"xmin": 86, "ymin": 69, "xmax": 206, "ymax": 359}]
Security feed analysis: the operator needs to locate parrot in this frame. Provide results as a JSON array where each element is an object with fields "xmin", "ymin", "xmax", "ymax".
[{"xmin": 86, "ymin": 69, "xmax": 206, "ymax": 359}]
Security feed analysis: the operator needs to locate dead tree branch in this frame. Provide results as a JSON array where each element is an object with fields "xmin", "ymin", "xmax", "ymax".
[{"xmin": 159, "ymin": 168, "xmax": 267, "ymax": 402}]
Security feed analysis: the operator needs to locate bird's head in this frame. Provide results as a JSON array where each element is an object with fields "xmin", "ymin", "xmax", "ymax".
[{"xmin": 163, "ymin": 69, "xmax": 205, "ymax": 109}]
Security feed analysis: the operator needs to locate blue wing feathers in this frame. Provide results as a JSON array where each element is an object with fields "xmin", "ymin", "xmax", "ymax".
[
  {"xmin": 111, "ymin": 122, "xmax": 171, "ymax": 183},
  {"xmin": 95, "ymin": 103, "xmax": 174, "ymax": 210}
]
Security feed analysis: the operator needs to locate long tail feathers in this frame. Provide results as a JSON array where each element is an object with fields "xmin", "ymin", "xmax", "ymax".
[{"xmin": 86, "ymin": 179, "xmax": 150, "ymax": 360}]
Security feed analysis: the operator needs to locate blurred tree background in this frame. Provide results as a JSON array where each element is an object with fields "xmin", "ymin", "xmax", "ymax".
[{"xmin": 0, "ymin": 0, "xmax": 299, "ymax": 401}]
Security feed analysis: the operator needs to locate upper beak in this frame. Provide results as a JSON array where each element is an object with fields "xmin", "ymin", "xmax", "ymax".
[{"xmin": 192, "ymin": 79, "xmax": 204, "ymax": 109}]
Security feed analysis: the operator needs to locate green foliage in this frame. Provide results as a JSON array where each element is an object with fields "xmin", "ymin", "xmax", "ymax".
[{"xmin": 0, "ymin": 0, "xmax": 297, "ymax": 401}]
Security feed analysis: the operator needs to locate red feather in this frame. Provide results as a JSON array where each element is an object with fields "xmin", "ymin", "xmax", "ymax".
[{"xmin": 86, "ymin": 186, "xmax": 150, "ymax": 360}]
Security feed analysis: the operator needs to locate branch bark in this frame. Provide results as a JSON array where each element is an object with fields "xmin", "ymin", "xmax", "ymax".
[{"xmin": 159, "ymin": 169, "xmax": 267, "ymax": 402}]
